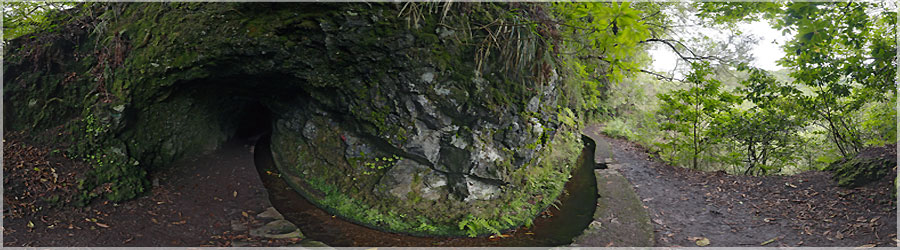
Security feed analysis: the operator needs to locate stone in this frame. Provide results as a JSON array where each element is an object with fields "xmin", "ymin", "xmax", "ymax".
[
  {"xmin": 433, "ymin": 84, "xmax": 451, "ymax": 96},
  {"xmin": 469, "ymin": 138, "xmax": 504, "ymax": 180},
  {"xmin": 230, "ymin": 219, "xmax": 248, "ymax": 231},
  {"xmin": 420, "ymin": 72, "xmax": 435, "ymax": 84},
  {"xmin": 302, "ymin": 121, "xmax": 317, "ymax": 140},
  {"xmin": 464, "ymin": 175, "xmax": 500, "ymax": 201},
  {"xmin": 421, "ymin": 171, "xmax": 448, "ymax": 201},
  {"xmin": 502, "ymin": 121, "xmax": 526, "ymax": 147},
  {"xmin": 377, "ymin": 159, "xmax": 428, "ymax": 200},
  {"xmin": 438, "ymin": 141, "xmax": 471, "ymax": 174},
  {"xmin": 342, "ymin": 133, "xmax": 373, "ymax": 160},
  {"xmin": 296, "ymin": 240, "xmax": 332, "ymax": 248},
  {"xmin": 530, "ymin": 117, "xmax": 544, "ymax": 135},
  {"xmin": 249, "ymin": 219, "xmax": 303, "ymax": 239},
  {"xmin": 257, "ymin": 207, "xmax": 284, "ymax": 221},
  {"xmin": 527, "ymin": 96, "xmax": 540, "ymax": 113},
  {"xmin": 403, "ymin": 121, "xmax": 442, "ymax": 165},
  {"xmin": 231, "ymin": 240, "xmax": 252, "ymax": 247},
  {"xmin": 436, "ymin": 26, "xmax": 455, "ymax": 40}
]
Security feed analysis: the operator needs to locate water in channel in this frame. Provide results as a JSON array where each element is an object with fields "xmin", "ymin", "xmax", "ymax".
[{"xmin": 253, "ymin": 134, "xmax": 598, "ymax": 247}]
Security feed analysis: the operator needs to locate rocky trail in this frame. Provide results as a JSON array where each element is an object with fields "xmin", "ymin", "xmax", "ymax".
[{"xmin": 580, "ymin": 124, "xmax": 897, "ymax": 247}]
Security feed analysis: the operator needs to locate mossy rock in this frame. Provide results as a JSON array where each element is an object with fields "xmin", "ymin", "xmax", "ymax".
[{"xmin": 825, "ymin": 144, "xmax": 897, "ymax": 188}]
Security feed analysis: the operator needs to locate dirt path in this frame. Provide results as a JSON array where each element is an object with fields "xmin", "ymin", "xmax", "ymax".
[
  {"xmin": 6, "ymin": 128, "xmax": 896, "ymax": 247},
  {"xmin": 3, "ymin": 133, "xmax": 305, "ymax": 247},
  {"xmin": 599, "ymin": 133, "xmax": 896, "ymax": 247}
]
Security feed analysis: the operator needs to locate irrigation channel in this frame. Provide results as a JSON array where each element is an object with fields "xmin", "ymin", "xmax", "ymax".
[{"xmin": 252, "ymin": 134, "xmax": 599, "ymax": 247}]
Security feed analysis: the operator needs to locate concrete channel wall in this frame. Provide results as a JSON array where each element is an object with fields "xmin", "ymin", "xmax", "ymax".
[{"xmin": 571, "ymin": 124, "xmax": 654, "ymax": 247}]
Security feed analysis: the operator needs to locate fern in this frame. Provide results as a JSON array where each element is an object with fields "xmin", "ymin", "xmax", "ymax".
[{"xmin": 501, "ymin": 216, "xmax": 515, "ymax": 227}]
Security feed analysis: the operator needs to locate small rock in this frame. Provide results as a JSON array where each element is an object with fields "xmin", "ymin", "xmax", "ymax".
[
  {"xmin": 257, "ymin": 207, "xmax": 285, "ymax": 220},
  {"xmin": 231, "ymin": 240, "xmax": 252, "ymax": 247},
  {"xmin": 297, "ymin": 240, "xmax": 332, "ymax": 248},
  {"xmin": 464, "ymin": 176, "xmax": 500, "ymax": 201},
  {"xmin": 230, "ymin": 219, "xmax": 248, "ymax": 231},
  {"xmin": 436, "ymin": 26, "xmax": 456, "ymax": 40},
  {"xmin": 265, "ymin": 229, "xmax": 304, "ymax": 239},
  {"xmin": 526, "ymin": 96, "xmax": 540, "ymax": 113},
  {"xmin": 249, "ymin": 219, "xmax": 302, "ymax": 239},
  {"xmin": 421, "ymin": 72, "xmax": 435, "ymax": 84}
]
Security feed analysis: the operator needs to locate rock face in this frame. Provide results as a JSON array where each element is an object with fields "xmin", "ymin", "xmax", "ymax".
[{"xmin": 4, "ymin": 3, "xmax": 581, "ymax": 236}]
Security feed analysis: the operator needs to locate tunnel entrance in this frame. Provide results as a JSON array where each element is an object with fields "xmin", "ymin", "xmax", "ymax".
[{"xmin": 232, "ymin": 99, "xmax": 273, "ymax": 141}]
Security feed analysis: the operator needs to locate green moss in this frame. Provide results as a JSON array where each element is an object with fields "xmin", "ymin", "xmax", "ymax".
[{"xmin": 826, "ymin": 152, "xmax": 896, "ymax": 187}]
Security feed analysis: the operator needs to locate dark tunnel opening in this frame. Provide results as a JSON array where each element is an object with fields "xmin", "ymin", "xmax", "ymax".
[{"xmin": 231, "ymin": 99, "xmax": 274, "ymax": 141}]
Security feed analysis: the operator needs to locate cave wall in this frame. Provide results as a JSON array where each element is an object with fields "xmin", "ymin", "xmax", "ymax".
[{"xmin": 3, "ymin": 2, "xmax": 582, "ymax": 236}]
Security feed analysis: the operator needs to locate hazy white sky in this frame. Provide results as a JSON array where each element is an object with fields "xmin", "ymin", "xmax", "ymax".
[{"xmin": 650, "ymin": 20, "xmax": 791, "ymax": 74}]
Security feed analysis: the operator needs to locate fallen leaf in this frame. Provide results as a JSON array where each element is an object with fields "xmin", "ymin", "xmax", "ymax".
[
  {"xmin": 241, "ymin": 211, "xmax": 249, "ymax": 217},
  {"xmin": 857, "ymin": 244, "xmax": 877, "ymax": 248},
  {"xmin": 233, "ymin": 191, "xmax": 238, "ymax": 197},
  {"xmin": 95, "ymin": 222, "xmax": 110, "ymax": 228},
  {"xmin": 694, "ymin": 237, "xmax": 710, "ymax": 246},
  {"xmin": 785, "ymin": 182, "xmax": 797, "ymax": 188},
  {"xmin": 171, "ymin": 220, "xmax": 186, "ymax": 225},
  {"xmin": 761, "ymin": 236, "xmax": 781, "ymax": 246},
  {"xmin": 27, "ymin": 221, "xmax": 34, "ymax": 228}
]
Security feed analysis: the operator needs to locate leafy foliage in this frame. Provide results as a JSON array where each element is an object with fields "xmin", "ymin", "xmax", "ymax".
[
  {"xmin": 697, "ymin": 1, "xmax": 898, "ymax": 158},
  {"xmin": 605, "ymin": 1, "xmax": 898, "ymax": 177},
  {"xmin": 553, "ymin": 2, "xmax": 653, "ymax": 83},
  {"xmin": 715, "ymin": 68, "xmax": 806, "ymax": 175},
  {"xmin": 657, "ymin": 62, "xmax": 737, "ymax": 169},
  {"xmin": 2, "ymin": 2, "xmax": 76, "ymax": 42},
  {"xmin": 458, "ymin": 214, "xmax": 503, "ymax": 237}
]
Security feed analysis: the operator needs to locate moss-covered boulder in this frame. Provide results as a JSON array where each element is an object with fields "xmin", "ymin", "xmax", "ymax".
[
  {"xmin": 825, "ymin": 143, "xmax": 897, "ymax": 188},
  {"xmin": 4, "ymin": 3, "xmax": 583, "ymax": 236}
]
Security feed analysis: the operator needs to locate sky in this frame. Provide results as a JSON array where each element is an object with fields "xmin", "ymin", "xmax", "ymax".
[{"xmin": 650, "ymin": 20, "xmax": 792, "ymax": 75}]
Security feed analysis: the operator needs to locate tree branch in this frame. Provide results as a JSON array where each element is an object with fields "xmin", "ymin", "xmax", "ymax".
[
  {"xmin": 640, "ymin": 38, "xmax": 726, "ymax": 62},
  {"xmin": 638, "ymin": 69, "xmax": 685, "ymax": 82}
]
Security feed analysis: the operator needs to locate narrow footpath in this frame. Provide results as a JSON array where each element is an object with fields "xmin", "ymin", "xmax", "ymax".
[{"xmin": 578, "ymin": 123, "xmax": 896, "ymax": 247}]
